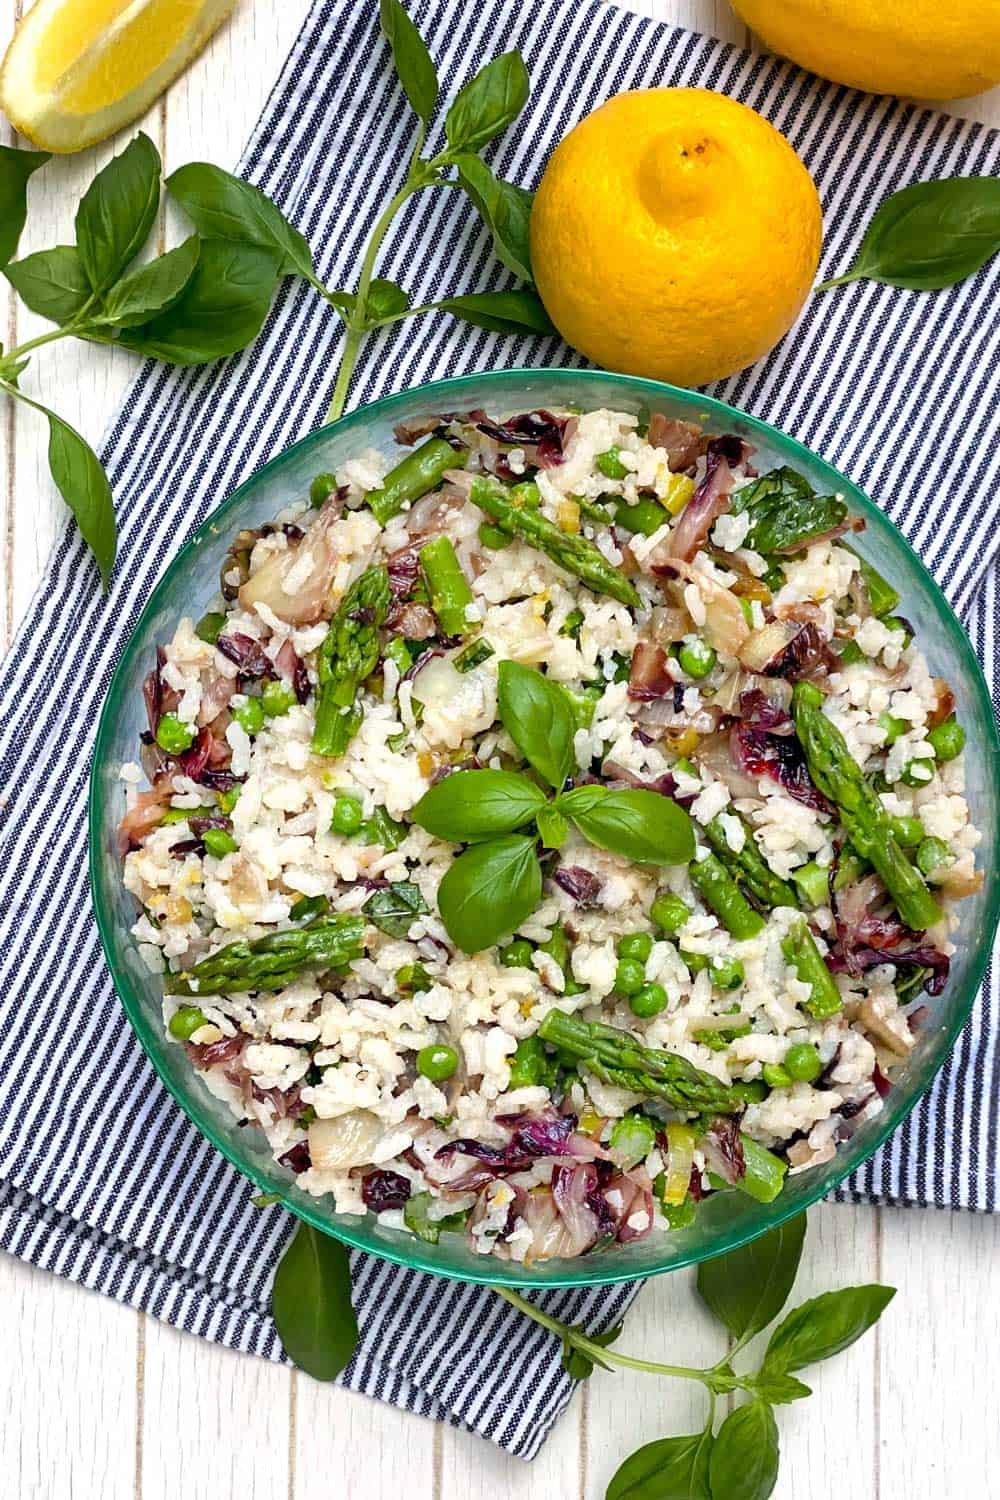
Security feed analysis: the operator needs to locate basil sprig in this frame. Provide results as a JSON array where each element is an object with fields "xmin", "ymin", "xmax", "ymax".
[
  {"xmin": 409, "ymin": 661, "xmax": 694, "ymax": 952},
  {"xmin": 489, "ymin": 1210, "xmax": 895, "ymax": 1500},
  {"xmin": 817, "ymin": 175, "xmax": 1000, "ymax": 291},
  {"xmin": 0, "ymin": 0, "xmax": 552, "ymax": 587},
  {"xmin": 271, "ymin": 1219, "xmax": 358, "ymax": 1382}
]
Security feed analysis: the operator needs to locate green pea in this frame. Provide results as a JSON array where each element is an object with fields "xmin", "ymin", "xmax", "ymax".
[
  {"xmin": 784, "ymin": 1042, "xmax": 822, "ymax": 1083},
  {"xmin": 878, "ymin": 711, "xmax": 907, "ymax": 746},
  {"xmin": 900, "ymin": 758, "xmax": 935, "ymax": 788},
  {"xmin": 510, "ymin": 481, "xmax": 541, "ymax": 509},
  {"xmin": 155, "ymin": 712, "xmax": 196, "ymax": 755},
  {"xmin": 608, "ymin": 1113, "xmax": 656, "ymax": 1165},
  {"xmin": 762, "ymin": 1063, "xmax": 792, "ymax": 1089},
  {"xmin": 730, "ymin": 1079, "xmax": 768, "ymax": 1105},
  {"xmin": 709, "ymin": 956, "xmax": 744, "ymax": 991},
  {"xmin": 617, "ymin": 931, "xmax": 654, "ymax": 962},
  {"xmin": 927, "ymin": 717, "xmax": 965, "ymax": 763},
  {"xmin": 202, "ymin": 828, "xmax": 238, "ymax": 858},
  {"xmin": 629, "ymin": 982, "xmax": 668, "ymax": 1018},
  {"xmin": 890, "ymin": 815, "xmax": 924, "ymax": 849},
  {"xmin": 499, "ymin": 939, "xmax": 533, "ymax": 969},
  {"xmin": 651, "ymin": 891, "xmax": 690, "ymax": 936},
  {"xmin": 615, "ymin": 958, "xmax": 646, "ymax": 997},
  {"xmin": 396, "ymin": 962, "xmax": 432, "ymax": 995},
  {"xmin": 916, "ymin": 837, "xmax": 954, "ymax": 877},
  {"xmin": 195, "ymin": 611, "xmax": 226, "ymax": 645},
  {"xmin": 790, "ymin": 861, "xmax": 830, "ymax": 908},
  {"xmin": 478, "ymin": 521, "xmax": 512, "ymax": 551},
  {"xmin": 331, "ymin": 795, "xmax": 363, "ymax": 835},
  {"xmin": 677, "ymin": 638, "xmax": 717, "ymax": 680},
  {"xmin": 680, "ymin": 949, "xmax": 708, "ymax": 974},
  {"xmin": 596, "ymin": 445, "xmax": 629, "ymax": 480},
  {"xmin": 310, "ymin": 472, "xmax": 338, "ymax": 508},
  {"xmin": 217, "ymin": 785, "xmax": 241, "ymax": 816},
  {"xmin": 168, "ymin": 1005, "xmax": 208, "ymax": 1041},
  {"xmin": 416, "ymin": 1043, "xmax": 459, "ymax": 1081},
  {"xmin": 233, "ymin": 697, "xmax": 264, "ymax": 736},
  {"xmin": 262, "ymin": 679, "xmax": 297, "ymax": 718}
]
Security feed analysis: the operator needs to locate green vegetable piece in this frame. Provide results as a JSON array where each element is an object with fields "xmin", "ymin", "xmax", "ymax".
[
  {"xmin": 615, "ymin": 958, "xmax": 646, "ymax": 997},
  {"xmin": 395, "ymin": 962, "xmax": 432, "ymax": 995},
  {"xmin": 195, "ymin": 611, "xmax": 227, "ymax": 645},
  {"xmin": 160, "ymin": 804, "xmax": 212, "ymax": 825},
  {"xmin": 357, "ymin": 805, "xmax": 407, "ymax": 851},
  {"xmin": 596, "ymin": 445, "xmax": 629, "ymax": 480},
  {"xmin": 436, "ymin": 833, "xmax": 542, "ymax": 954},
  {"xmin": 878, "ymin": 711, "xmax": 907, "ymax": 746},
  {"xmin": 290, "ymin": 894, "xmax": 329, "ymax": 923},
  {"xmin": 739, "ymin": 1133, "xmax": 788, "ymax": 1203},
  {"xmin": 156, "ymin": 712, "xmax": 196, "ymax": 754},
  {"xmin": 790, "ymin": 860, "xmax": 830, "ymax": 908},
  {"xmin": 412, "ymin": 766, "xmax": 547, "ymax": 841},
  {"xmin": 312, "ymin": 565, "xmax": 391, "ymax": 757},
  {"xmin": 781, "ymin": 917, "xmax": 842, "ymax": 1020},
  {"xmin": 629, "ymin": 982, "xmax": 669, "ymax": 1018},
  {"xmin": 689, "ymin": 854, "xmax": 765, "ymax": 941},
  {"xmin": 499, "ymin": 939, "xmax": 534, "ymax": 969},
  {"xmin": 677, "ymin": 638, "xmax": 717, "ymax": 680},
  {"xmin": 730, "ymin": 465, "xmax": 848, "ymax": 556},
  {"xmin": 420, "ymin": 535, "xmax": 474, "ymax": 637},
  {"xmin": 617, "ymin": 931, "xmax": 653, "ymax": 962},
  {"xmin": 536, "ymin": 805, "xmax": 569, "ymax": 849},
  {"xmin": 899, "ymin": 757, "xmax": 935, "ymax": 787},
  {"xmin": 403, "ymin": 1192, "xmax": 468, "ymax": 1245},
  {"xmin": 612, "ymin": 497, "xmax": 667, "ymax": 537},
  {"xmin": 217, "ymin": 785, "xmax": 241, "ymax": 816},
  {"xmin": 889, "ymin": 815, "xmax": 924, "ymax": 849},
  {"xmin": 559, "ymin": 785, "xmax": 695, "ymax": 867},
  {"xmin": 710, "ymin": 955, "xmax": 744, "ymax": 991},
  {"xmin": 560, "ymin": 608, "xmax": 584, "ymax": 639},
  {"xmin": 168, "ymin": 1005, "xmax": 208, "ymax": 1041},
  {"xmin": 537, "ymin": 1009, "xmax": 741, "ymax": 1114},
  {"xmin": 270, "ymin": 1220, "xmax": 358, "ymax": 1382},
  {"xmin": 762, "ymin": 1063, "xmax": 792, "ymax": 1089},
  {"xmin": 497, "ymin": 660, "xmax": 577, "ymax": 791},
  {"xmin": 363, "ymin": 880, "xmax": 429, "ymax": 938},
  {"xmin": 928, "ymin": 717, "xmax": 965, "ymax": 762},
  {"xmin": 164, "ymin": 914, "xmax": 365, "ymax": 995},
  {"xmin": 916, "ymin": 836, "xmax": 954, "ymax": 877},
  {"xmin": 561, "ymin": 682, "xmax": 602, "ymax": 731},
  {"xmin": 383, "ymin": 636, "xmax": 415, "ymax": 675},
  {"xmin": 608, "ymin": 1113, "xmax": 657, "ymax": 1167},
  {"xmin": 704, "ymin": 814, "xmax": 798, "ymax": 911},
  {"xmin": 416, "ymin": 1042, "xmax": 459, "ymax": 1081},
  {"xmin": 262, "ymin": 680, "xmax": 296, "ymax": 718},
  {"xmin": 233, "ymin": 696, "xmax": 265, "ymax": 737},
  {"xmin": 331, "ymin": 794, "xmax": 364, "ymax": 835},
  {"xmin": 792, "ymin": 681, "xmax": 942, "ymax": 931},
  {"xmin": 784, "ymin": 1042, "xmax": 822, "ymax": 1083},
  {"xmin": 507, "ymin": 1035, "xmax": 556, "ymax": 1090},
  {"xmin": 366, "ymin": 438, "xmax": 464, "ymax": 527},
  {"xmin": 469, "ymin": 475, "xmax": 640, "ymax": 607},
  {"xmin": 884, "ymin": 615, "xmax": 912, "ymax": 647},
  {"xmin": 453, "ymin": 638, "xmax": 495, "ymax": 673},
  {"xmin": 478, "ymin": 521, "xmax": 511, "ymax": 550},
  {"xmin": 842, "ymin": 546, "xmax": 900, "ymax": 618},
  {"xmin": 651, "ymin": 890, "xmax": 690, "ymax": 935},
  {"xmin": 836, "ymin": 638, "xmax": 864, "ymax": 666},
  {"xmin": 309, "ymin": 472, "xmax": 338, "ymax": 508},
  {"xmin": 202, "ymin": 828, "xmax": 238, "ymax": 859}
]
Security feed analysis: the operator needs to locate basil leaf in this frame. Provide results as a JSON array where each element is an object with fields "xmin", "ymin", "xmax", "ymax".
[
  {"xmin": 271, "ymin": 1219, "xmax": 358, "ymax": 1382},
  {"xmin": 0, "ymin": 145, "xmax": 50, "ymax": 268},
  {"xmin": 119, "ymin": 240, "xmax": 282, "ymax": 364},
  {"xmin": 708, "ymin": 1402, "xmax": 779, "ymax": 1500},
  {"xmin": 75, "ymin": 132, "xmax": 160, "ymax": 293},
  {"xmin": 166, "ymin": 161, "xmax": 315, "ymax": 282},
  {"xmin": 366, "ymin": 276, "xmax": 409, "ymax": 322},
  {"xmin": 379, "ymin": 0, "xmax": 438, "ymax": 121},
  {"xmin": 454, "ymin": 154, "xmax": 534, "ymax": 282},
  {"xmin": 560, "ymin": 1323, "xmax": 622, "ymax": 1381},
  {"xmin": 444, "ymin": 51, "xmax": 529, "ymax": 154},
  {"xmin": 536, "ymin": 804, "xmax": 568, "ymax": 849},
  {"xmin": 102, "ymin": 235, "xmax": 200, "ymax": 327},
  {"xmin": 438, "ymin": 288, "xmax": 555, "ymax": 336},
  {"xmin": 762, "ymin": 1284, "xmax": 895, "ymax": 1375},
  {"xmin": 559, "ymin": 787, "xmax": 695, "ymax": 866},
  {"xmin": 4, "ymin": 245, "xmax": 91, "ymax": 324},
  {"xmin": 606, "ymin": 1429, "xmax": 713, "ymax": 1500},
  {"xmin": 411, "ymin": 767, "xmax": 547, "ymax": 840},
  {"xmin": 697, "ymin": 1212, "xmax": 806, "ymax": 1342},
  {"xmin": 819, "ymin": 177, "xmax": 1000, "ymax": 291},
  {"xmin": 743, "ymin": 1370, "xmax": 812, "ymax": 1405},
  {"xmin": 497, "ymin": 660, "xmax": 576, "ymax": 791},
  {"xmin": 363, "ymin": 879, "xmax": 429, "ymax": 938},
  {"xmin": 436, "ymin": 833, "xmax": 541, "ymax": 953}
]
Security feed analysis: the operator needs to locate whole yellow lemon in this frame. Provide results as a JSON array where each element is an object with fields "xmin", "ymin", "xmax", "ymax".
[
  {"xmin": 728, "ymin": 0, "xmax": 1000, "ymax": 100},
  {"xmin": 530, "ymin": 89, "xmax": 821, "ymax": 389}
]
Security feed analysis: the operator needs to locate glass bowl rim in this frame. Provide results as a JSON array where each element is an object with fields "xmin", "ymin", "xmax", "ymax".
[{"xmin": 89, "ymin": 366, "xmax": 1000, "ymax": 1289}]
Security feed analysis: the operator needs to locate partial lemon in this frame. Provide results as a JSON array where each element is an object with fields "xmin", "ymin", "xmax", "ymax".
[
  {"xmin": 530, "ymin": 88, "xmax": 822, "ymax": 389},
  {"xmin": 728, "ymin": 0, "xmax": 1000, "ymax": 101},
  {"xmin": 0, "ymin": 0, "xmax": 236, "ymax": 153}
]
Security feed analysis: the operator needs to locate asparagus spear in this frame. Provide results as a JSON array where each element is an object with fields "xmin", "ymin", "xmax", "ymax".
[
  {"xmin": 537, "ymin": 1009, "xmax": 742, "ymax": 1114},
  {"xmin": 737, "ymin": 1133, "xmax": 788, "ymax": 1203},
  {"xmin": 366, "ymin": 438, "xmax": 465, "ymax": 527},
  {"xmin": 467, "ymin": 474, "xmax": 641, "ymax": 608},
  {"xmin": 312, "ymin": 565, "xmax": 391, "ymax": 757},
  {"xmin": 688, "ymin": 853, "xmax": 766, "ymax": 940},
  {"xmin": 841, "ymin": 545, "xmax": 900, "ymax": 618},
  {"xmin": 730, "ymin": 467, "xmax": 848, "ymax": 556},
  {"xmin": 164, "ymin": 914, "xmax": 366, "ymax": 996},
  {"xmin": 781, "ymin": 917, "xmax": 843, "ymax": 1019},
  {"xmin": 704, "ymin": 813, "xmax": 798, "ymax": 910},
  {"xmin": 791, "ymin": 682, "xmax": 942, "ymax": 932},
  {"xmin": 419, "ymin": 536, "xmax": 474, "ymax": 636}
]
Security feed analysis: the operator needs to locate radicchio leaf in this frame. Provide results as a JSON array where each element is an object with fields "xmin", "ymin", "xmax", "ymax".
[
  {"xmin": 667, "ymin": 434, "xmax": 751, "ymax": 563},
  {"xmin": 731, "ymin": 723, "xmax": 834, "ymax": 814},
  {"xmin": 216, "ymin": 631, "xmax": 272, "ymax": 678},
  {"xmin": 647, "ymin": 412, "xmax": 705, "ymax": 472},
  {"xmin": 361, "ymin": 1169, "xmax": 412, "ymax": 1212}
]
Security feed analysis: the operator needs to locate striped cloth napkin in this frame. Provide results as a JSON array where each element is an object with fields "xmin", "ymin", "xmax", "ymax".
[{"xmin": 2, "ymin": 0, "xmax": 999, "ymax": 1459}]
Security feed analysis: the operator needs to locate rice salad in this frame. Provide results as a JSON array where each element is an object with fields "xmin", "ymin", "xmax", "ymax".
[{"xmin": 119, "ymin": 405, "xmax": 981, "ymax": 1264}]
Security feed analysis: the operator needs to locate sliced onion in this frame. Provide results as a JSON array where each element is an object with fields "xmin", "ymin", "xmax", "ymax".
[
  {"xmin": 307, "ymin": 1109, "xmax": 382, "ymax": 1171},
  {"xmin": 238, "ymin": 505, "xmax": 343, "ymax": 625},
  {"xmin": 738, "ymin": 620, "xmax": 802, "ymax": 674},
  {"xmin": 410, "ymin": 652, "xmax": 465, "ymax": 707}
]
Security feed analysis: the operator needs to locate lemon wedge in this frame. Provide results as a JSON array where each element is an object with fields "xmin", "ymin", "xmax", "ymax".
[{"xmin": 0, "ymin": 0, "xmax": 236, "ymax": 153}]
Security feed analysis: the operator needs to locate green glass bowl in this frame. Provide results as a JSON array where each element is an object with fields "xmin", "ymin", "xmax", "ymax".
[{"xmin": 90, "ymin": 368, "xmax": 1000, "ymax": 1288}]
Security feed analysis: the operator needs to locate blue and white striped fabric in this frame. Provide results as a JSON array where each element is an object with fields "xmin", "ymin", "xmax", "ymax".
[{"xmin": 1, "ymin": 0, "xmax": 998, "ymax": 1458}]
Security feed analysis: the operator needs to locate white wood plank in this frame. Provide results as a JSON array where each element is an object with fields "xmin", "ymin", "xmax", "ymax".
[
  {"xmin": 140, "ymin": 1314, "xmax": 292, "ymax": 1500},
  {"xmin": 0, "ymin": 1251, "xmax": 140, "ymax": 1500},
  {"xmin": 294, "ymin": 1371, "xmax": 437, "ymax": 1500}
]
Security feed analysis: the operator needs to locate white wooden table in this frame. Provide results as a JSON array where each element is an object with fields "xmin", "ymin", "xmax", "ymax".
[{"xmin": 3, "ymin": 3, "xmax": 998, "ymax": 1495}]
